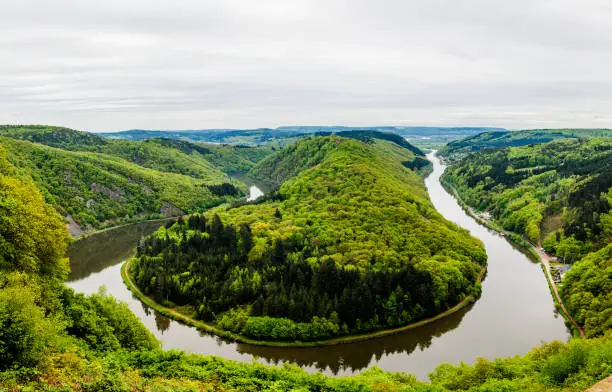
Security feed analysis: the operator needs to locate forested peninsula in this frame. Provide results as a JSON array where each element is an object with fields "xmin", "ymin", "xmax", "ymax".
[{"xmin": 129, "ymin": 134, "xmax": 486, "ymax": 343}]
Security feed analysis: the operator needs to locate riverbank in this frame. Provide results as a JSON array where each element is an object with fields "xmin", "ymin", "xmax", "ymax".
[
  {"xmin": 69, "ymin": 153, "xmax": 568, "ymax": 377},
  {"xmin": 440, "ymin": 179, "xmax": 584, "ymax": 338},
  {"xmin": 122, "ymin": 257, "xmax": 486, "ymax": 348},
  {"xmin": 71, "ymin": 216, "xmax": 178, "ymax": 240}
]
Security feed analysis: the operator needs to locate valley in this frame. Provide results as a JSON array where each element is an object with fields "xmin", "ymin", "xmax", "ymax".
[
  {"xmin": 4, "ymin": 3, "xmax": 612, "ymax": 389},
  {"xmin": 67, "ymin": 151, "xmax": 568, "ymax": 379},
  {"xmin": 0, "ymin": 125, "xmax": 609, "ymax": 391}
]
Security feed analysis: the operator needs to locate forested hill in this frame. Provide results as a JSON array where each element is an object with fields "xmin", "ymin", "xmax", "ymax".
[
  {"xmin": 313, "ymin": 130, "xmax": 426, "ymax": 157},
  {"xmin": 1, "ymin": 129, "xmax": 611, "ymax": 391},
  {"xmin": 0, "ymin": 125, "xmax": 274, "ymax": 233},
  {"xmin": 250, "ymin": 130, "xmax": 428, "ymax": 186},
  {"xmin": 0, "ymin": 125, "xmax": 275, "ymax": 177},
  {"xmin": 439, "ymin": 128, "xmax": 612, "ymax": 162},
  {"xmin": 442, "ymin": 137, "xmax": 612, "ymax": 337},
  {"xmin": 130, "ymin": 135, "xmax": 487, "ymax": 343},
  {"xmin": 0, "ymin": 137, "xmax": 242, "ymax": 232}
]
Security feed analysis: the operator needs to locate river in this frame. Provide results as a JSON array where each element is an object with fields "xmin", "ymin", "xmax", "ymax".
[{"xmin": 67, "ymin": 154, "xmax": 569, "ymax": 380}]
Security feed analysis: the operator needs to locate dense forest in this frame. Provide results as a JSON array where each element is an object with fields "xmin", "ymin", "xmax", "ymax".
[
  {"xmin": 442, "ymin": 138, "xmax": 612, "ymax": 337},
  {"xmin": 130, "ymin": 135, "xmax": 487, "ymax": 342},
  {"xmin": 0, "ymin": 125, "xmax": 275, "ymax": 176},
  {"xmin": 0, "ymin": 125, "xmax": 274, "ymax": 232},
  {"xmin": 439, "ymin": 128, "xmax": 612, "ymax": 162},
  {"xmin": 0, "ymin": 134, "xmax": 610, "ymax": 391}
]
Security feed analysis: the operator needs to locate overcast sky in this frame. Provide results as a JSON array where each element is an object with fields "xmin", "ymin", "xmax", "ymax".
[{"xmin": 3, "ymin": 0, "xmax": 612, "ymax": 132}]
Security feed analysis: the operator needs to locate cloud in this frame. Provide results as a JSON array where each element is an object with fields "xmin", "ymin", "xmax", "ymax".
[{"xmin": 2, "ymin": 0, "xmax": 612, "ymax": 131}]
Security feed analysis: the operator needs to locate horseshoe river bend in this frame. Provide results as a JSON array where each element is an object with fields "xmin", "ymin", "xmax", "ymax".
[{"xmin": 67, "ymin": 153, "xmax": 569, "ymax": 380}]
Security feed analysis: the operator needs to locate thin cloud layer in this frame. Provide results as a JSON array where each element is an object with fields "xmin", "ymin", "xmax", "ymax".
[{"xmin": 2, "ymin": 0, "xmax": 612, "ymax": 131}]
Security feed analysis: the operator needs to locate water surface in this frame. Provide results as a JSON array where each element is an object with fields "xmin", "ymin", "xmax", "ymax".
[{"xmin": 68, "ymin": 155, "xmax": 569, "ymax": 379}]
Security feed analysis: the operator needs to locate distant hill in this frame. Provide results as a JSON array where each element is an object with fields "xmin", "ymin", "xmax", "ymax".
[
  {"xmin": 99, "ymin": 126, "xmax": 506, "ymax": 147},
  {"xmin": 0, "ymin": 125, "xmax": 274, "ymax": 176},
  {"xmin": 439, "ymin": 128, "xmax": 612, "ymax": 161},
  {"xmin": 100, "ymin": 128, "xmax": 305, "ymax": 146}
]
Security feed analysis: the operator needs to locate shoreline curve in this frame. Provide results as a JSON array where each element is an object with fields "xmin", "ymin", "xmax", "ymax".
[{"xmin": 122, "ymin": 258, "xmax": 486, "ymax": 348}]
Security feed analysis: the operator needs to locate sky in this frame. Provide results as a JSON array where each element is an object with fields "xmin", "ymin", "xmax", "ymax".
[{"xmin": 3, "ymin": 0, "xmax": 612, "ymax": 132}]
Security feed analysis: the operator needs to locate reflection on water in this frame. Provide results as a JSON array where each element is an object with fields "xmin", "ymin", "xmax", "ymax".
[
  {"xmin": 230, "ymin": 172, "xmax": 274, "ymax": 201},
  {"xmin": 67, "ymin": 219, "xmax": 172, "ymax": 281},
  {"xmin": 235, "ymin": 303, "xmax": 474, "ymax": 374},
  {"xmin": 247, "ymin": 185, "xmax": 264, "ymax": 201},
  {"xmin": 67, "ymin": 155, "xmax": 569, "ymax": 379}
]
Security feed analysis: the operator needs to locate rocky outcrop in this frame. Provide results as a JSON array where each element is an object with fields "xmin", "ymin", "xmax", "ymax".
[
  {"xmin": 65, "ymin": 214, "xmax": 86, "ymax": 237},
  {"xmin": 91, "ymin": 182, "xmax": 126, "ymax": 200},
  {"xmin": 160, "ymin": 201, "xmax": 184, "ymax": 217}
]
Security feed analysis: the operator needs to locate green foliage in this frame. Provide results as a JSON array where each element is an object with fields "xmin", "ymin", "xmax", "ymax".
[
  {"xmin": 314, "ymin": 130, "xmax": 426, "ymax": 156},
  {"xmin": 0, "ymin": 151, "xmax": 158, "ymax": 370},
  {"xmin": 61, "ymin": 288, "xmax": 159, "ymax": 352},
  {"xmin": 132, "ymin": 136, "xmax": 485, "ymax": 342},
  {"xmin": 0, "ymin": 125, "xmax": 274, "ymax": 178},
  {"xmin": 429, "ymin": 335, "xmax": 612, "ymax": 391},
  {"xmin": 0, "ymin": 126, "xmax": 609, "ymax": 392},
  {"xmin": 444, "ymin": 138, "xmax": 612, "ymax": 337},
  {"xmin": 193, "ymin": 142, "xmax": 275, "ymax": 173},
  {"xmin": 439, "ymin": 128, "xmax": 612, "ymax": 162},
  {"xmin": 0, "ymin": 145, "xmax": 70, "ymax": 280},
  {"xmin": 0, "ymin": 125, "xmax": 279, "ymax": 230},
  {"xmin": 0, "ymin": 136, "xmax": 242, "ymax": 230},
  {"xmin": 249, "ymin": 135, "xmax": 343, "ymax": 184},
  {"xmin": 443, "ymin": 138, "xmax": 612, "ymax": 251},
  {"xmin": 0, "ymin": 272, "xmax": 63, "ymax": 370},
  {"xmin": 1, "ymin": 334, "xmax": 610, "ymax": 391},
  {"xmin": 561, "ymin": 244, "xmax": 612, "ymax": 338},
  {"xmin": 0, "ymin": 124, "xmax": 108, "ymax": 149}
]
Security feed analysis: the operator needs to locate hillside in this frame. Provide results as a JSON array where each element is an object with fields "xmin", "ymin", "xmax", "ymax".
[
  {"xmin": 130, "ymin": 135, "xmax": 487, "ymax": 343},
  {"xmin": 442, "ymin": 138, "xmax": 612, "ymax": 337},
  {"xmin": 439, "ymin": 129, "xmax": 612, "ymax": 162},
  {"xmin": 0, "ymin": 126, "xmax": 279, "ymax": 232},
  {"xmin": 0, "ymin": 125, "xmax": 275, "ymax": 178},
  {"xmin": 0, "ymin": 132, "xmax": 610, "ymax": 391},
  {"xmin": 0, "ymin": 136, "xmax": 243, "ymax": 232}
]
